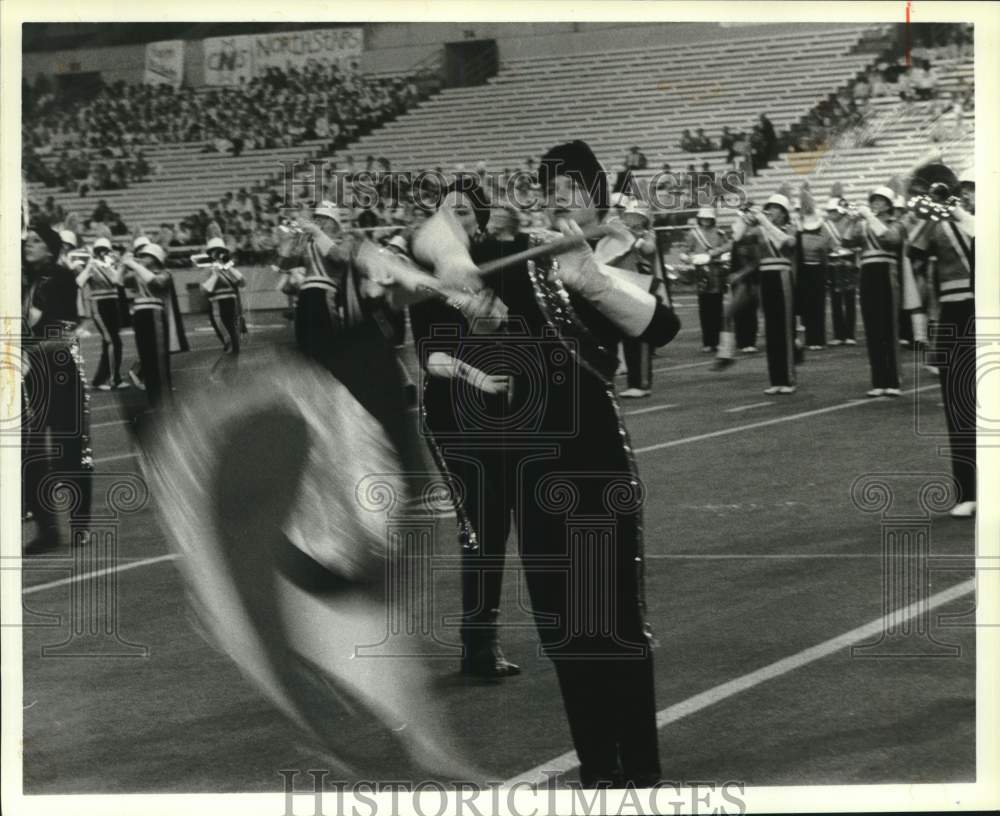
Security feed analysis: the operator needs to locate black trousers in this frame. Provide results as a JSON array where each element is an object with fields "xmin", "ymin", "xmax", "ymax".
[
  {"xmin": 937, "ymin": 299, "xmax": 976, "ymax": 502},
  {"xmin": 859, "ymin": 264, "xmax": 900, "ymax": 389},
  {"xmin": 132, "ymin": 308, "xmax": 172, "ymax": 408},
  {"xmin": 623, "ymin": 339, "xmax": 652, "ymax": 390},
  {"xmin": 518, "ymin": 443, "xmax": 660, "ymax": 787},
  {"xmin": 831, "ymin": 288, "xmax": 856, "ymax": 341},
  {"xmin": 208, "ymin": 296, "xmax": 241, "ymax": 354},
  {"xmin": 799, "ymin": 262, "xmax": 827, "ymax": 346},
  {"xmin": 697, "ymin": 292, "xmax": 723, "ymax": 349},
  {"xmin": 734, "ymin": 285, "xmax": 759, "ymax": 348},
  {"xmin": 760, "ymin": 268, "xmax": 796, "ymax": 387},
  {"xmin": 90, "ymin": 297, "xmax": 124, "ymax": 386},
  {"xmin": 22, "ymin": 334, "xmax": 94, "ymax": 540}
]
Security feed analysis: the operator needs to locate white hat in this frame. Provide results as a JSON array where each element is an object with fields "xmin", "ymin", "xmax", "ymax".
[
  {"xmin": 868, "ymin": 186, "xmax": 896, "ymax": 207},
  {"xmin": 825, "ymin": 197, "xmax": 843, "ymax": 212},
  {"xmin": 894, "ymin": 194, "xmax": 906, "ymax": 209},
  {"xmin": 133, "ymin": 235, "xmax": 150, "ymax": 250},
  {"xmin": 206, "ymin": 236, "xmax": 228, "ymax": 252},
  {"xmin": 137, "ymin": 243, "xmax": 167, "ymax": 265},
  {"xmin": 313, "ymin": 200, "xmax": 343, "ymax": 223},
  {"xmin": 387, "ymin": 235, "xmax": 409, "ymax": 253},
  {"xmin": 800, "ymin": 214, "xmax": 823, "ymax": 230},
  {"xmin": 92, "ymin": 237, "xmax": 112, "ymax": 251},
  {"xmin": 764, "ymin": 193, "xmax": 791, "ymax": 214},
  {"xmin": 622, "ymin": 201, "xmax": 651, "ymax": 223},
  {"xmin": 959, "ymin": 167, "xmax": 975, "ymax": 186},
  {"xmin": 59, "ymin": 229, "xmax": 78, "ymax": 247},
  {"xmin": 696, "ymin": 207, "xmax": 717, "ymax": 221}
]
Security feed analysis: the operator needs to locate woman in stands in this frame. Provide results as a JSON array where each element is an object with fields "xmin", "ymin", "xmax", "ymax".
[{"xmin": 842, "ymin": 187, "xmax": 907, "ymax": 397}]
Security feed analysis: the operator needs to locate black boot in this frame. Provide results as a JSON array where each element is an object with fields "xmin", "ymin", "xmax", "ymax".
[{"xmin": 460, "ymin": 610, "xmax": 520, "ymax": 679}]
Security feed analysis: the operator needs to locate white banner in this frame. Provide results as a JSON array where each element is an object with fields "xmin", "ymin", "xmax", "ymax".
[
  {"xmin": 202, "ymin": 28, "xmax": 363, "ymax": 86},
  {"xmin": 203, "ymin": 35, "xmax": 254, "ymax": 87},
  {"xmin": 144, "ymin": 40, "xmax": 185, "ymax": 88}
]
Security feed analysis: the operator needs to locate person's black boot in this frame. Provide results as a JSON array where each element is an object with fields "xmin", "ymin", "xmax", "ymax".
[{"xmin": 460, "ymin": 610, "xmax": 520, "ymax": 679}]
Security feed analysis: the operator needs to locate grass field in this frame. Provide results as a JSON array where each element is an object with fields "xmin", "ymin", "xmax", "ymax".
[{"xmin": 19, "ymin": 297, "xmax": 976, "ymax": 792}]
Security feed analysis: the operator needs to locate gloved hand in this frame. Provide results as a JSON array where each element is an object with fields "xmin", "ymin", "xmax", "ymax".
[
  {"xmin": 551, "ymin": 218, "xmax": 609, "ymax": 299},
  {"xmin": 445, "ymin": 288, "xmax": 508, "ymax": 332}
]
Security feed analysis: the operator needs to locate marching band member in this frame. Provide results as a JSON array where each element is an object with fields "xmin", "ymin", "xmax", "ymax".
[
  {"xmin": 22, "ymin": 220, "xmax": 93, "ymax": 553},
  {"xmin": 407, "ymin": 140, "xmax": 680, "ymax": 787},
  {"xmin": 906, "ymin": 168, "xmax": 976, "ymax": 517},
  {"xmin": 842, "ymin": 186, "xmax": 907, "ymax": 397},
  {"xmin": 823, "ymin": 198, "xmax": 858, "ymax": 346},
  {"xmin": 77, "ymin": 234, "xmax": 129, "ymax": 389},
  {"xmin": 409, "ymin": 181, "xmax": 523, "ymax": 679},
  {"xmin": 120, "ymin": 242, "xmax": 188, "ymax": 408},
  {"xmin": 597, "ymin": 200, "xmax": 663, "ymax": 397},
  {"xmin": 679, "ymin": 206, "xmax": 728, "ymax": 354},
  {"xmin": 732, "ymin": 194, "xmax": 798, "ymax": 394},
  {"xmin": 795, "ymin": 188, "xmax": 832, "ymax": 350},
  {"xmin": 200, "ymin": 235, "xmax": 247, "ymax": 355}
]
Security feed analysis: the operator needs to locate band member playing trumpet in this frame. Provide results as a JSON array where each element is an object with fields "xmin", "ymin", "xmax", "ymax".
[
  {"xmin": 404, "ymin": 140, "xmax": 680, "ymax": 787},
  {"xmin": 22, "ymin": 219, "xmax": 94, "ymax": 553},
  {"xmin": 679, "ymin": 206, "xmax": 728, "ymax": 354},
  {"xmin": 842, "ymin": 186, "xmax": 907, "ymax": 397},
  {"xmin": 200, "ymin": 235, "xmax": 247, "ymax": 355},
  {"xmin": 77, "ymin": 235, "xmax": 129, "ymax": 389},
  {"xmin": 732, "ymin": 194, "xmax": 798, "ymax": 394},
  {"xmin": 823, "ymin": 199, "xmax": 858, "ymax": 346},
  {"xmin": 120, "ymin": 243, "xmax": 188, "ymax": 409},
  {"xmin": 906, "ymin": 167, "xmax": 976, "ymax": 517},
  {"xmin": 796, "ymin": 187, "xmax": 832, "ymax": 351}
]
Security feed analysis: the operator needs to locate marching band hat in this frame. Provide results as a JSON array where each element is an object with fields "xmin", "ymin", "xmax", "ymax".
[
  {"xmin": 137, "ymin": 243, "xmax": 167, "ymax": 266},
  {"xmin": 206, "ymin": 236, "xmax": 229, "ymax": 253},
  {"xmin": 93, "ymin": 237, "xmax": 113, "ymax": 252},
  {"xmin": 59, "ymin": 229, "xmax": 78, "ymax": 248},
  {"xmin": 622, "ymin": 200, "xmax": 652, "ymax": 224},
  {"xmin": 825, "ymin": 197, "xmax": 844, "ymax": 212},
  {"xmin": 386, "ymin": 234, "xmax": 409, "ymax": 253},
  {"xmin": 764, "ymin": 193, "xmax": 791, "ymax": 216},
  {"xmin": 133, "ymin": 235, "xmax": 151, "ymax": 250},
  {"xmin": 314, "ymin": 201, "xmax": 343, "ymax": 223},
  {"xmin": 959, "ymin": 167, "xmax": 975, "ymax": 186},
  {"xmin": 539, "ymin": 140, "xmax": 610, "ymax": 213},
  {"xmin": 868, "ymin": 186, "xmax": 896, "ymax": 207},
  {"xmin": 696, "ymin": 206, "xmax": 717, "ymax": 221}
]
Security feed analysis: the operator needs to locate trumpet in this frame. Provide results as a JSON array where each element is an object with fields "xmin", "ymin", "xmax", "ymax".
[
  {"xmin": 907, "ymin": 193, "xmax": 961, "ymax": 222},
  {"xmin": 191, "ymin": 253, "xmax": 235, "ymax": 270}
]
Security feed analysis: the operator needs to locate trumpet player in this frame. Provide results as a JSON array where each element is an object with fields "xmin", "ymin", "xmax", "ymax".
[
  {"xmin": 906, "ymin": 168, "xmax": 976, "ymax": 517},
  {"xmin": 795, "ymin": 191, "xmax": 832, "ymax": 351},
  {"xmin": 200, "ymin": 236, "xmax": 246, "ymax": 355},
  {"xmin": 77, "ymin": 236, "xmax": 128, "ymax": 390},
  {"xmin": 842, "ymin": 187, "xmax": 906, "ymax": 397},
  {"xmin": 679, "ymin": 206, "xmax": 728, "ymax": 354},
  {"xmin": 823, "ymin": 199, "xmax": 858, "ymax": 346},
  {"xmin": 732, "ymin": 194, "xmax": 798, "ymax": 394}
]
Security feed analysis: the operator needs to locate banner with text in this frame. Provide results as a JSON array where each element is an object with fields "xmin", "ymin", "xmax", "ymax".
[
  {"xmin": 203, "ymin": 28, "xmax": 364, "ymax": 86},
  {"xmin": 144, "ymin": 40, "xmax": 185, "ymax": 88}
]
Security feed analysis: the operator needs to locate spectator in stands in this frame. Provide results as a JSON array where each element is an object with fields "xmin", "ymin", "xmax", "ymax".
[
  {"xmin": 758, "ymin": 114, "xmax": 777, "ymax": 160},
  {"xmin": 625, "ymin": 146, "xmax": 648, "ymax": 170},
  {"xmin": 719, "ymin": 126, "xmax": 736, "ymax": 163},
  {"xmin": 679, "ymin": 129, "xmax": 698, "ymax": 152},
  {"xmin": 693, "ymin": 128, "xmax": 715, "ymax": 152},
  {"xmin": 912, "ymin": 60, "xmax": 938, "ymax": 100}
]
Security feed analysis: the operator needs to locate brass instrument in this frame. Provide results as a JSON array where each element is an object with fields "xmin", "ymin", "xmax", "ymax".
[
  {"xmin": 907, "ymin": 193, "xmax": 961, "ymax": 222},
  {"xmin": 191, "ymin": 253, "xmax": 235, "ymax": 270}
]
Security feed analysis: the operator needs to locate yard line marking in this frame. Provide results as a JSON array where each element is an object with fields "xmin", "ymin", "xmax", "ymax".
[
  {"xmin": 94, "ymin": 452, "xmax": 140, "ymax": 465},
  {"xmin": 625, "ymin": 402, "xmax": 679, "ymax": 416},
  {"xmin": 634, "ymin": 385, "xmax": 937, "ymax": 454},
  {"xmin": 724, "ymin": 401, "xmax": 774, "ymax": 413},
  {"xmin": 21, "ymin": 553, "xmax": 180, "ymax": 595},
  {"xmin": 502, "ymin": 576, "xmax": 976, "ymax": 787}
]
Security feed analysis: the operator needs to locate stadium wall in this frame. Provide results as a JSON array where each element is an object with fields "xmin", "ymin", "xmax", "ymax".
[{"xmin": 23, "ymin": 22, "xmax": 870, "ymax": 86}]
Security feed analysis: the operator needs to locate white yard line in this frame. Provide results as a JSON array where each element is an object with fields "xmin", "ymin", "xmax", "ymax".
[
  {"xmin": 724, "ymin": 401, "xmax": 774, "ymax": 413},
  {"xmin": 21, "ymin": 554, "xmax": 180, "ymax": 595},
  {"xmin": 502, "ymin": 576, "xmax": 976, "ymax": 787}
]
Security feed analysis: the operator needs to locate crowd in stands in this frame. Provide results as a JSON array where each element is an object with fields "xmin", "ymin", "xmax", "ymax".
[{"xmin": 22, "ymin": 61, "xmax": 435, "ymax": 192}]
